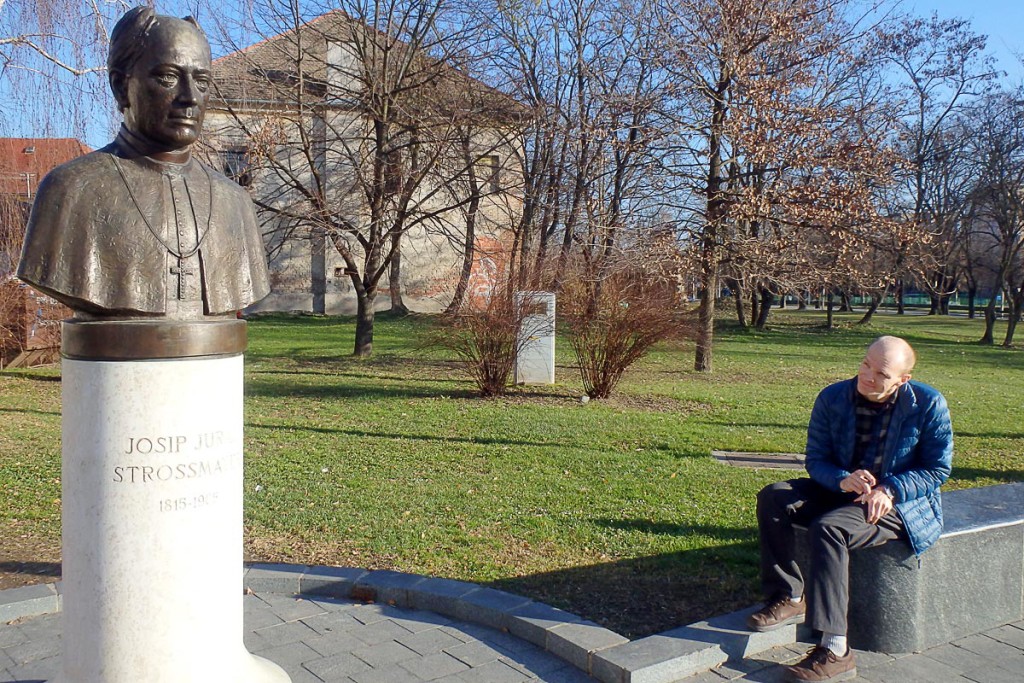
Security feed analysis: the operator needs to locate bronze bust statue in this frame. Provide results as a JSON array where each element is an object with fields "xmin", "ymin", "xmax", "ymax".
[{"xmin": 17, "ymin": 7, "xmax": 270, "ymax": 319}]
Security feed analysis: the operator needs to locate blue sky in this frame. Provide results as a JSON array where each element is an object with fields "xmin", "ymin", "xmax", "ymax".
[
  {"xmin": 910, "ymin": 0, "xmax": 1024, "ymax": 80},
  {"xmin": 2, "ymin": 1, "xmax": 1022, "ymax": 146}
]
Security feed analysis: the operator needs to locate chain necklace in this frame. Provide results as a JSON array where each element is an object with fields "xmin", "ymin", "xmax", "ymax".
[{"xmin": 109, "ymin": 153, "xmax": 214, "ymax": 261}]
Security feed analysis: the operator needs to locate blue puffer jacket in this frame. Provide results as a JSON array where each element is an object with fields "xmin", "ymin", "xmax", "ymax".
[{"xmin": 805, "ymin": 378, "xmax": 953, "ymax": 555}]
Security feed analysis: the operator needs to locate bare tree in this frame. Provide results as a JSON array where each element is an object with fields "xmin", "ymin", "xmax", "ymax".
[
  {"xmin": 964, "ymin": 90, "xmax": 1024, "ymax": 346},
  {"xmin": 208, "ymin": 0, "xmax": 518, "ymax": 356},
  {"xmin": 879, "ymin": 13, "xmax": 998, "ymax": 315}
]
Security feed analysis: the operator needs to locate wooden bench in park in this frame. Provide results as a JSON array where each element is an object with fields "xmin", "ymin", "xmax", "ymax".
[{"xmin": 795, "ymin": 482, "xmax": 1024, "ymax": 653}]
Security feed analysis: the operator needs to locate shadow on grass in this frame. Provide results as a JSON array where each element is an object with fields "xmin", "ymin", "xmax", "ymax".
[
  {"xmin": 592, "ymin": 519, "xmax": 755, "ymax": 542},
  {"xmin": 0, "ymin": 408, "xmax": 60, "ymax": 417},
  {"xmin": 246, "ymin": 381, "xmax": 478, "ymax": 401},
  {"xmin": 0, "ymin": 371, "xmax": 60, "ymax": 382},
  {"xmin": 0, "ymin": 560, "xmax": 61, "ymax": 580},
  {"xmin": 248, "ymin": 422, "xmax": 562, "ymax": 449},
  {"xmin": 951, "ymin": 467, "xmax": 1024, "ymax": 484},
  {"xmin": 490, "ymin": 539, "xmax": 759, "ymax": 639}
]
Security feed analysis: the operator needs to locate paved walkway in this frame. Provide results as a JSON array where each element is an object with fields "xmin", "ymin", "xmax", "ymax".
[
  {"xmin": 3, "ymin": 567, "xmax": 1023, "ymax": 683},
  {"xmin": 1, "ymin": 590, "xmax": 595, "ymax": 683},
  {"xmin": 682, "ymin": 623, "xmax": 1024, "ymax": 682}
]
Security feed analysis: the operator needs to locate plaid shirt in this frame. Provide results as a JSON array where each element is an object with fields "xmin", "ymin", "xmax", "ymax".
[{"xmin": 854, "ymin": 390, "xmax": 897, "ymax": 476}]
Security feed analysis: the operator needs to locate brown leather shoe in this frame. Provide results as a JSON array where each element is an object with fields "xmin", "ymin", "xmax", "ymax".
[
  {"xmin": 783, "ymin": 645, "xmax": 856, "ymax": 682},
  {"xmin": 745, "ymin": 595, "xmax": 806, "ymax": 632}
]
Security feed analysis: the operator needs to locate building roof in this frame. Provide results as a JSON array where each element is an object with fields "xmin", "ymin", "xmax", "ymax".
[
  {"xmin": 0, "ymin": 138, "xmax": 91, "ymax": 198},
  {"xmin": 210, "ymin": 11, "xmax": 525, "ymax": 124}
]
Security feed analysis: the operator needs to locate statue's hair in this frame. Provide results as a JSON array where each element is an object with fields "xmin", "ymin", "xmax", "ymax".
[{"xmin": 108, "ymin": 7, "xmax": 204, "ymax": 108}]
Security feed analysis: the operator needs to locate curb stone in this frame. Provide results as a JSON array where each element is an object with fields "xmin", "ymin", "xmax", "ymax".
[{"xmin": 2, "ymin": 564, "xmax": 794, "ymax": 682}]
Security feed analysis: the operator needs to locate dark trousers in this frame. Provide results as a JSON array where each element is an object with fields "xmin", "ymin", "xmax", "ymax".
[{"xmin": 756, "ymin": 478, "xmax": 905, "ymax": 635}]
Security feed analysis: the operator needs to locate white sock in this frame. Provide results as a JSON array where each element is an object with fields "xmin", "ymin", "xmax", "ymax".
[{"xmin": 821, "ymin": 633, "xmax": 847, "ymax": 657}]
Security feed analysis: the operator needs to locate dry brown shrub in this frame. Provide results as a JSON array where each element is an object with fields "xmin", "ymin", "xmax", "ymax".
[{"xmin": 560, "ymin": 249, "xmax": 695, "ymax": 400}]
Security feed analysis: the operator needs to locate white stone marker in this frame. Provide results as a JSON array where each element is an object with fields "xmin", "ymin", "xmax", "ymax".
[
  {"xmin": 515, "ymin": 291, "xmax": 556, "ymax": 385},
  {"xmin": 56, "ymin": 320, "xmax": 289, "ymax": 683}
]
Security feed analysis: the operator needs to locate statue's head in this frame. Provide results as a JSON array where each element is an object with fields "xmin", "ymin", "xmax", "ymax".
[{"xmin": 108, "ymin": 7, "xmax": 212, "ymax": 153}]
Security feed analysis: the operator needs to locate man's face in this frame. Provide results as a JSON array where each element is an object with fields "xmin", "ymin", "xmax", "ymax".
[
  {"xmin": 857, "ymin": 344, "xmax": 911, "ymax": 403},
  {"xmin": 121, "ymin": 21, "xmax": 212, "ymax": 151}
]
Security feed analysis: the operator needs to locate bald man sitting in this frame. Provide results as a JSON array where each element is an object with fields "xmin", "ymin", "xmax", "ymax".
[{"xmin": 747, "ymin": 336, "xmax": 953, "ymax": 682}]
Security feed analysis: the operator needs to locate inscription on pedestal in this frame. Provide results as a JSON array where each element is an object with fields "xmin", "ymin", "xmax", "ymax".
[{"xmin": 110, "ymin": 430, "xmax": 241, "ymax": 515}]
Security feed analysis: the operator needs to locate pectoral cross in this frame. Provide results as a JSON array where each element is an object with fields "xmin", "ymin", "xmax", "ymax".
[{"xmin": 170, "ymin": 261, "xmax": 196, "ymax": 300}]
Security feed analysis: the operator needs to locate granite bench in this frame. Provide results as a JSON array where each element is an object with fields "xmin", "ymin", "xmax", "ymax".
[{"xmin": 795, "ymin": 482, "xmax": 1024, "ymax": 653}]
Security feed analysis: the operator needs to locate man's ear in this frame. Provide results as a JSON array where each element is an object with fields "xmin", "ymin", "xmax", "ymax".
[{"xmin": 109, "ymin": 71, "xmax": 129, "ymax": 111}]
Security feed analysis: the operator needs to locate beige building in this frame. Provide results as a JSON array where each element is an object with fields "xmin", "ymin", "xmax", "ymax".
[{"xmin": 205, "ymin": 11, "xmax": 522, "ymax": 314}]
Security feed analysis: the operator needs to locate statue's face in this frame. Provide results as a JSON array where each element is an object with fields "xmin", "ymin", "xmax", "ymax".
[{"xmin": 121, "ymin": 20, "xmax": 212, "ymax": 151}]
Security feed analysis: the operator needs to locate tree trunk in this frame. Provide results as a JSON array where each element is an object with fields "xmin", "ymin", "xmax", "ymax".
[
  {"xmin": 798, "ymin": 292, "xmax": 807, "ymax": 311},
  {"xmin": 968, "ymin": 285, "xmax": 977, "ymax": 319},
  {"xmin": 825, "ymin": 291, "xmax": 835, "ymax": 329},
  {"xmin": 896, "ymin": 280, "xmax": 905, "ymax": 315},
  {"xmin": 354, "ymin": 287, "xmax": 377, "ymax": 356},
  {"xmin": 839, "ymin": 291, "xmax": 852, "ymax": 312},
  {"xmin": 980, "ymin": 295, "xmax": 997, "ymax": 345},
  {"xmin": 749, "ymin": 289, "xmax": 760, "ymax": 328},
  {"xmin": 695, "ymin": 268, "xmax": 716, "ymax": 372},
  {"xmin": 726, "ymin": 277, "xmax": 746, "ymax": 328},
  {"xmin": 754, "ymin": 287, "xmax": 773, "ymax": 330},
  {"xmin": 1003, "ymin": 285, "xmax": 1023, "ymax": 347},
  {"xmin": 389, "ymin": 235, "xmax": 410, "ymax": 315},
  {"xmin": 857, "ymin": 288, "xmax": 886, "ymax": 325},
  {"xmin": 928, "ymin": 293, "xmax": 940, "ymax": 315}
]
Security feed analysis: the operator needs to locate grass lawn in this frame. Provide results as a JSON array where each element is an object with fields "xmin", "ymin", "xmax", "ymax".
[{"xmin": 1, "ymin": 309, "xmax": 1022, "ymax": 637}]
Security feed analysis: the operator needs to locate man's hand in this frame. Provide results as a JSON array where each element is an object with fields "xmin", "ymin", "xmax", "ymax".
[
  {"xmin": 855, "ymin": 487, "xmax": 894, "ymax": 524},
  {"xmin": 840, "ymin": 469, "xmax": 876, "ymax": 496}
]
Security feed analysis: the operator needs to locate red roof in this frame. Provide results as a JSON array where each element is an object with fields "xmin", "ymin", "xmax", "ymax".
[{"xmin": 0, "ymin": 138, "xmax": 91, "ymax": 198}]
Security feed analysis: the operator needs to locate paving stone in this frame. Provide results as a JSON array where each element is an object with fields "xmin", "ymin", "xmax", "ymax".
[
  {"xmin": 244, "ymin": 594, "xmax": 288, "ymax": 630},
  {"xmin": 398, "ymin": 626, "xmax": 466, "ymax": 655},
  {"xmin": 301, "ymin": 566, "xmax": 368, "ymax": 600},
  {"xmin": 454, "ymin": 658, "xmax": 532, "ymax": 683},
  {"xmin": 546, "ymin": 621, "xmax": 629, "ymax": 672},
  {"xmin": 445, "ymin": 640, "xmax": 504, "ymax": 667},
  {"xmin": 303, "ymin": 609, "xmax": 368, "ymax": 636},
  {"xmin": 961, "ymin": 665, "xmax": 1024, "ymax": 683},
  {"xmin": 951, "ymin": 632, "xmax": 1024, "ymax": 660},
  {"xmin": 0, "ymin": 625, "xmax": 29, "ymax": 649},
  {"xmin": 303, "ymin": 651, "xmax": 373, "ymax": 680},
  {"xmin": 350, "ymin": 618, "xmax": 415, "ymax": 645},
  {"xmin": 453, "ymin": 588, "xmax": 532, "ymax": 631},
  {"xmin": 354, "ymin": 570, "xmax": 428, "ymax": 606},
  {"xmin": 351, "ymin": 639, "xmax": 419, "ymax": 667},
  {"xmin": 407, "ymin": 578, "xmax": 481, "ymax": 618},
  {"xmin": 920, "ymin": 643, "xmax": 992, "ymax": 672},
  {"xmin": 303, "ymin": 630, "xmax": 368, "ymax": 658},
  {"xmin": 398, "ymin": 651, "xmax": 470, "ymax": 680},
  {"xmin": 255, "ymin": 618, "xmax": 321, "ymax": 646},
  {"xmin": 256, "ymin": 641, "xmax": 324, "ymax": 668},
  {"xmin": 389, "ymin": 610, "xmax": 454, "ymax": 633},
  {"xmin": 3, "ymin": 653, "xmax": 59, "ymax": 681},
  {"xmin": 259, "ymin": 591, "xmax": 331, "ymax": 622},
  {"xmin": 983, "ymin": 624, "xmax": 1024, "ymax": 649},
  {"xmin": 350, "ymin": 663, "xmax": 427, "ymax": 683},
  {"xmin": 245, "ymin": 563, "xmax": 310, "ymax": 593},
  {"xmin": 3, "ymin": 631, "xmax": 60, "ymax": 664},
  {"xmin": 0, "ymin": 584, "xmax": 58, "ymax": 623}
]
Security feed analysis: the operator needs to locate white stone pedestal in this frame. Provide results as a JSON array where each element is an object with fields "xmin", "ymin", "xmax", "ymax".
[{"xmin": 55, "ymin": 321, "xmax": 289, "ymax": 683}]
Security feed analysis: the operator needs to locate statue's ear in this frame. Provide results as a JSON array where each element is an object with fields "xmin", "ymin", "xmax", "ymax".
[{"xmin": 109, "ymin": 70, "xmax": 129, "ymax": 111}]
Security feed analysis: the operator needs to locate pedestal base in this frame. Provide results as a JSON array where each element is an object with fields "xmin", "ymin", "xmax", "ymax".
[{"xmin": 57, "ymin": 323, "xmax": 289, "ymax": 683}]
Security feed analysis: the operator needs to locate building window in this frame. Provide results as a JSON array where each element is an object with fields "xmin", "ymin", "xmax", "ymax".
[
  {"xmin": 479, "ymin": 155, "xmax": 500, "ymax": 193},
  {"xmin": 222, "ymin": 147, "xmax": 252, "ymax": 187}
]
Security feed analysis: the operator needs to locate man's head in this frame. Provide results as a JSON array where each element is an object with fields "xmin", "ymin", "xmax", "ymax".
[
  {"xmin": 108, "ymin": 7, "xmax": 212, "ymax": 153},
  {"xmin": 857, "ymin": 335, "xmax": 915, "ymax": 403}
]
